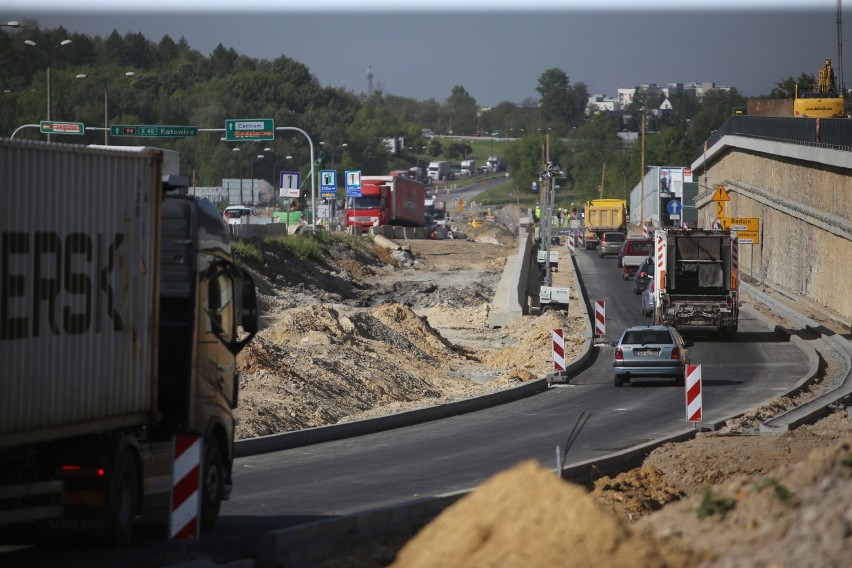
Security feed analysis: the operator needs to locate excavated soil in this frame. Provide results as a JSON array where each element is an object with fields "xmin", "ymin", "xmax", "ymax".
[{"xmin": 235, "ymin": 215, "xmax": 852, "ymax": 567}]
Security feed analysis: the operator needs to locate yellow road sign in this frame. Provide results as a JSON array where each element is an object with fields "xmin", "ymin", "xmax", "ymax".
[
  {"xmin": 733, "ymin": 230, "xmax": 760, "ymax": 244},
  {"xmin": 711, "ymin": 184, "xmax": 730, "ymax": 202},
  {"xmin": 720, "ymin": 217, "xmax": 759, "ymax": 232}
]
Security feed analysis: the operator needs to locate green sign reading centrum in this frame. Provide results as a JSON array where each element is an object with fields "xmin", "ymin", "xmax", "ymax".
[
  {"xmin": 110, "ymin": 125, "xmax": 198, "ymax": 137},
  {"xmin": 224, "ymin": 118, "xmax": 275, "ymax": 141}
]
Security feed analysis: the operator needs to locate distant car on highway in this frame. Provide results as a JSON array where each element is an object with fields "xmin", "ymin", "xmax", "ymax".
[{"xmin": 612, "ymin": 325, "xmax": 692, "ymax": 387}]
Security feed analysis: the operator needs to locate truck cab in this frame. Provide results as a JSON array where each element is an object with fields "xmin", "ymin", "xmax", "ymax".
[{"xmin": 0, "ymin": 141, "xmax": 258, "ymax": 544}]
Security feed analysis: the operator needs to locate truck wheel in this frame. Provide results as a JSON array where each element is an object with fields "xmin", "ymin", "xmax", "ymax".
[
  {"xmin": 201, "ymin": 442, "xmax": 224, "ymax": 529},
  {"xmin": 107, "ymin": 448, "xmax": 139, "ymax": 546}
]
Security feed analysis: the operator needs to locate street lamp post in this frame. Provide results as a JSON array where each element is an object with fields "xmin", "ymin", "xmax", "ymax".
[
  {"xmin": 75, "ymin": 72, "xmax": 135, "ymax": 144},
  {"xmin": 251, "ymin": 154, "xmax": 265, "ymax": 205},
  {"xmin": 24, "ymin": 38, "xmax": 72, "ymax": 142}
]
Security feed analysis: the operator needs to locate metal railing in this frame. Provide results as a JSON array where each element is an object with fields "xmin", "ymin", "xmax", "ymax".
[{"xmin": 705, "ymin": 116, "xmax": 852, "ymax": 152}]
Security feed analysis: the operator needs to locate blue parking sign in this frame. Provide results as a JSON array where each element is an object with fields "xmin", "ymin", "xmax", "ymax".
[
  {"xmin": 320, "ymin": 170, "xmax": 336, "ymax": 198},
  {"xmin": 345, "ymin": 170, "xmax": 362, "ymax": 198}
]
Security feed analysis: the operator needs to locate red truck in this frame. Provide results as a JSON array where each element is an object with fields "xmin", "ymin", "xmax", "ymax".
[{"xmin": 345, "ymin": 173, "xmax": 426, "ymax": 228}]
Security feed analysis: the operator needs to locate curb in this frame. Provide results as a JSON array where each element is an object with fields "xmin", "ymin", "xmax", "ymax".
[{"xmin": 740, "ymin": 282, "xmax": 852, "ymax": 433}]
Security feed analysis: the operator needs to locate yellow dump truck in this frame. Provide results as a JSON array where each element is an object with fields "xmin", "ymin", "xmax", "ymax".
[{"xmin": 583, "ymin": 198, "xmax": 627, "ymax": 249}]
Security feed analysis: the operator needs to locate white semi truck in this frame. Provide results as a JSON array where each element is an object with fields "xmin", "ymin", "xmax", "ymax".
[
  {"xmin": 0, "ymin": 139, "xmax": 258, "ymax": 543},
  {"xmin": 426, "ymin": 160, "xmax": 450, "ymax": 182}
]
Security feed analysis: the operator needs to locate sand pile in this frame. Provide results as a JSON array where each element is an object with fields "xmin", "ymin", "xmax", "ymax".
[{"xmin": 391, "ymin": 460, "xmax": 701, "ymax": 568}]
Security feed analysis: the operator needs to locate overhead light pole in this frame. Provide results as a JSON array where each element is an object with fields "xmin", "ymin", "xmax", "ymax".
[
  {"xmin": 251, "ymin": 153, "xmax": 265, "ymax": 205},
  {"xmin": 75, "ymin": 71, "xmax": 135, "ymax": 144},
  {"xmin": 24, "ymin": 38, "xmax": 72, "ymax": 142}
]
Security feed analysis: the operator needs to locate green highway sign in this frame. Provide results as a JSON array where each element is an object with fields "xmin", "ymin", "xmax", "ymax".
[
  {"xmin": 225, "ymin": 118, "xmax": 275, "ymax": 141},
  {"xmin": 40, "ymin": 121, "xmax": 84, "ymax": 135},
  {"xmin": 110, "ymin": 125, "xmax": 198, "ymax": 137}
]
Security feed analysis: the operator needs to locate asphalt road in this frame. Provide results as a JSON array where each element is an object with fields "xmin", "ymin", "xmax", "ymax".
[{"xmin": 1, "ymin": 242, "xmax": 811, "ymax": 568}]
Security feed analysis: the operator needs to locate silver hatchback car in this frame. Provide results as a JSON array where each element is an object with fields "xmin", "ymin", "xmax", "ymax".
[
  {"xmin": 598, "ymin": 231, "xmax": 626, "ymax": 258},
  {"xmin": 612, "ymin": 325, "xmax": 692, "ymax": 387}
]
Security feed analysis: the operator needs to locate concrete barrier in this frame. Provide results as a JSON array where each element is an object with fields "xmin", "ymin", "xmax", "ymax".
[
  {"xmin": 486, "ymin": 228, "xmax": 532, "ymax": 327},
  {"xmin": 228, "ymin": 222, "xmax": 288, "ymax": 239}
]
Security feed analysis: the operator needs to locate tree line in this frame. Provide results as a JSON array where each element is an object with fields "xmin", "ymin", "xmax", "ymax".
[{"xmin": 2, "ymin": 20, "xmax": 812, "ymax": 206}]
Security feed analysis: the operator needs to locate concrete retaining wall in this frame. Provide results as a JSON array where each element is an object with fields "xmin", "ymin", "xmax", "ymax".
[{"xmin": 697, "ymin": 142, "xmax": 852, "ymax": 322}]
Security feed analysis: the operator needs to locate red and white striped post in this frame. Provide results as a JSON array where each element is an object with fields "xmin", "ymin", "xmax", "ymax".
[
  {"xmin": 685, "ymin": 364, "xmax": 702, "ymax": 423},
  {"xmin": 577, "ymin": 230, "xmax": 584, "ymax": 248},
  {"xmin": 552, "ymin": 329, "xmax": 566, "ymax": 372},
  {"xmin": 594, "ymin": 300, "xmax": 605, "ymax": 337},
  {"xmin": 643, "ymin": 223, "xmax": 651, "ymax": 239},
  {"xmin": 566, "ymin": 233, "xmax": 575, "ymax": 256},
  {"xmin": 169, "ymin": 435, "xmax": 203, "ymax": 542}
]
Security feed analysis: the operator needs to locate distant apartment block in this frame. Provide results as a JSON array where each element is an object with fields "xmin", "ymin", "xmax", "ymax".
[{"xmin": 617, "ymin": 81, "xmax": 729, "ymax": 107}]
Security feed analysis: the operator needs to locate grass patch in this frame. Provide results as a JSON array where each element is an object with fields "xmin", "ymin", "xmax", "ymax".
[
  {"xmin": 266, "ymin": 233, "xmax": 326, "ymax": 263},
  {"xmin": 755, "ymin": 477, "xmax": 794, "ymax": 503},
  {"xmin": 696, "ymin": 488, "xmax": 736, "ymax": 519},
  {"xmin": 231, "ymin": 239, "xmax": 264, "ymax": 265},
  {"xmin": 323, "ymin": 230, "xmax": 373, "ymax": 254},
  {"xmin": 432, "ymin": 136, "xmax": 511, "ymax": 166},
  {"xmin": 230, "ymin": 229, "xmax": 376, "ymax": 271},
  {"xmin": 474, "ymin": 179, "xmax": 539, "ymax": 208}
]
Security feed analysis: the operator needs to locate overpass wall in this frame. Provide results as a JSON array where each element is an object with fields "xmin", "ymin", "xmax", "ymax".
[{"xmin": 697, "ymin": 145, "xmax": 852, "ymax": 322}]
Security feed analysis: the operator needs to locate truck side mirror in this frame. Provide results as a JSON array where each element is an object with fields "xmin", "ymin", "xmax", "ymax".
[{"xmin": 207, "ymin": 263, "xmax": 258, "ymax": 356}]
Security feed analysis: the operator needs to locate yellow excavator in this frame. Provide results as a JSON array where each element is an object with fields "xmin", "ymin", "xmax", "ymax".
[
  {"xmin": 794, "ymin": 1, "xmax": 847, "ymax": 117},
  {"xmin": 794, "ymin": 57, "xmax": 846, "ymax": 117}
]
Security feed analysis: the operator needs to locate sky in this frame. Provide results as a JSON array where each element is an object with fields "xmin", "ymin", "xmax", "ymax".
[{"xmin": 3, "ymin": 1, "xmax": 849, "ymax": 107}]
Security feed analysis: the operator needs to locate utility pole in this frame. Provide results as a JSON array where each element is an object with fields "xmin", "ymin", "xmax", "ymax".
[{"xmin": 640, "ymin": 111, "xmax": 646, "ymax": 230}]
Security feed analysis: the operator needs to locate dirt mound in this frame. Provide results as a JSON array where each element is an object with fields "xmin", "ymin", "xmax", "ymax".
[
  {"xmin": 639, "ymin": 413, "xmax": 852, "ymax": 566},
  {"xmin": 390, "ymin": 460, "xmax": 700, "ymax": 568},
  {"xmin": 592, "ymin": 467, "xmax": 686, "ymax": 520},
  {"xmin": 476, "ymin": 312, "xmax": 584, "ymax": 374},
  {"xmin": 642, "ymin": 411, "xmax": 852, "ymax": 497},
  {"xmin": 235, "ymin": 300, "xmax": 522, "ymax": 438},
  {"xmin": 465, "ymin": 222, "xmax": 518, "ymax": 245},
  {"xmin": 371, "ymin": 303, "xmax": 456, "ymax": 359}
]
